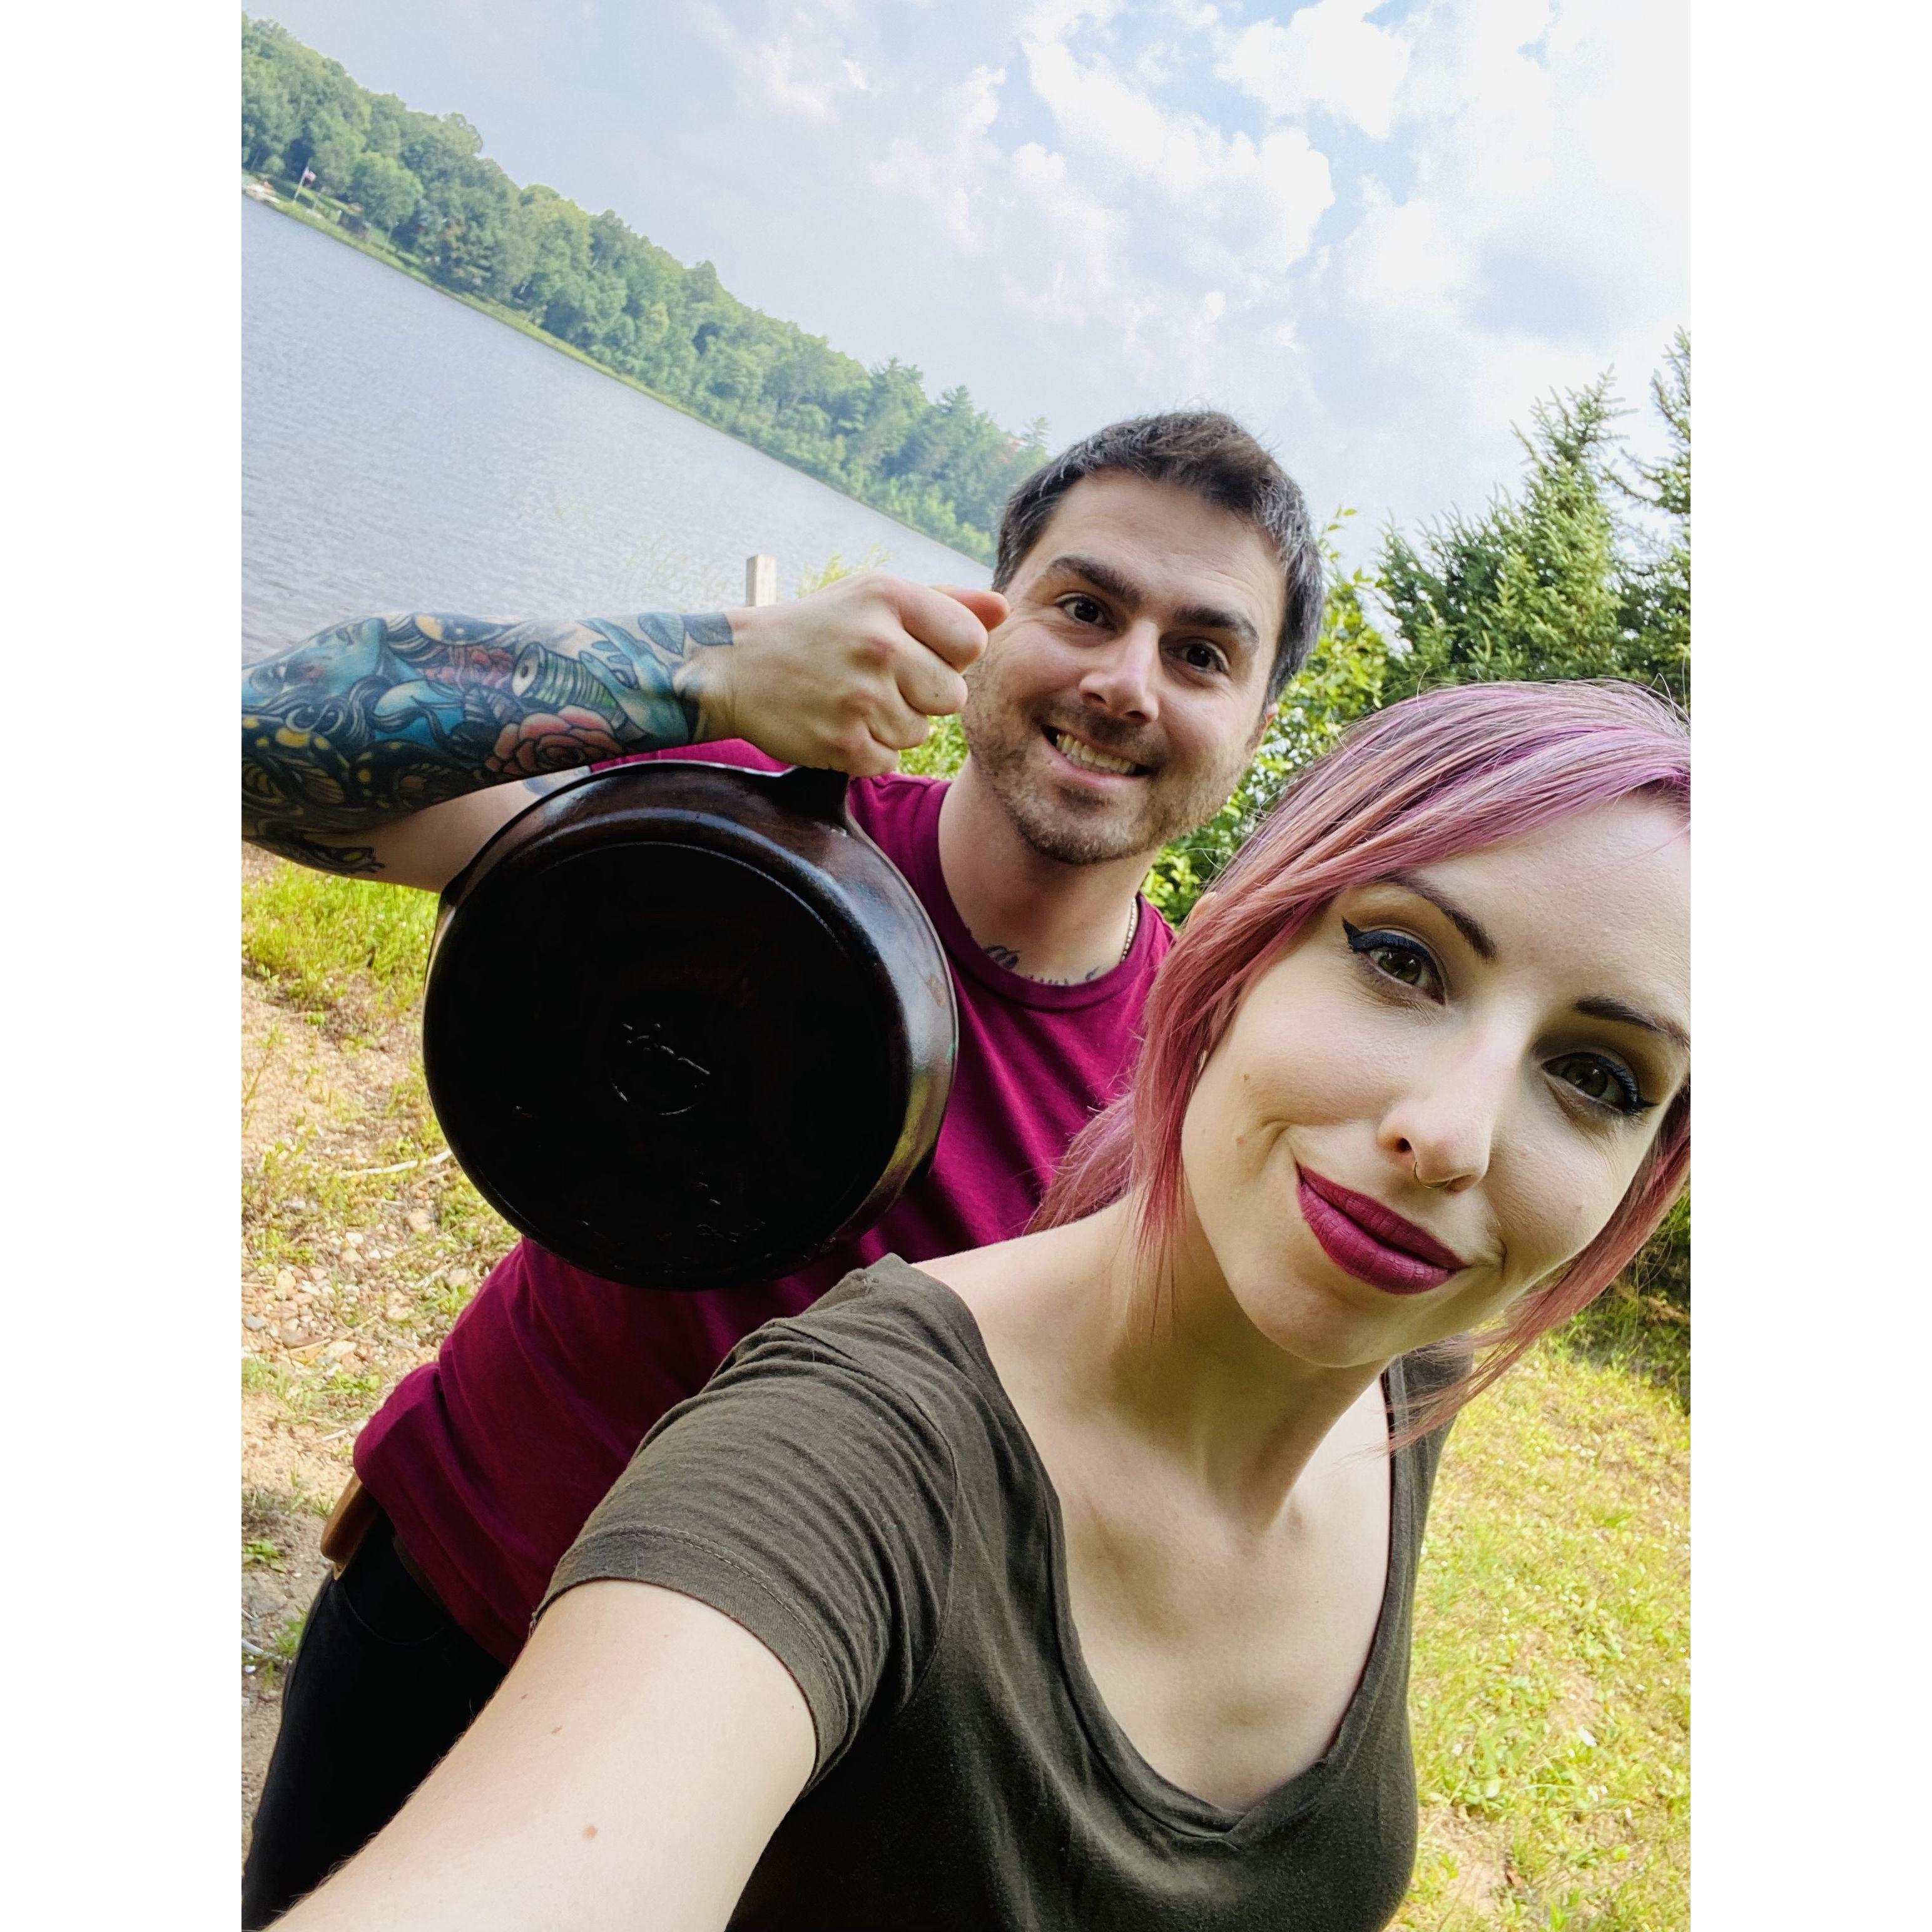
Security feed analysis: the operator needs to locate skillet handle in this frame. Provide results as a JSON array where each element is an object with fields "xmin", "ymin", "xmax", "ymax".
[{"xmin": 770, "ymin": 763, "xmax": 853, "ymax": 828}]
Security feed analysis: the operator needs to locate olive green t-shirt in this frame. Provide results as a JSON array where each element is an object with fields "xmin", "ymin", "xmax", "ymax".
[{"xmin": 541, "ymin": 1257, "xmax": 1458, "ymax": 1929}]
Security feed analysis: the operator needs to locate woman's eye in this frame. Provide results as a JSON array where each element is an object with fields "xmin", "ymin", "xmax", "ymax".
[
  {"xmin": 1548, "ymin": 1052, "xmax": 1653, "ymax": 1118},
  {"xmin": 1343, "ymin": 921, "xmax": 1443, "ymax": 999}
]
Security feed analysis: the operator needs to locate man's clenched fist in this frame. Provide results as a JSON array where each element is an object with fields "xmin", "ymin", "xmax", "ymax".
[{"xmin": 686, "ymin": 574, "xmax": 1008, "ymax": 776}]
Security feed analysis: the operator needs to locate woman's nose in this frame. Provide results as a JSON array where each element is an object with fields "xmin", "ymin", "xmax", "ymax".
[
  {"xmin": 1376, "ymin": 1052, "xmax": 1513, "ymax": 1194},
  {"xmin": 1078, "ymin": 621, "xmax": 1162, "ymax": 722}
]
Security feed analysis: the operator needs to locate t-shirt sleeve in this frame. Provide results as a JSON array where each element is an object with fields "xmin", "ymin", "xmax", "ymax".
[
  {"xmin": 536, "ymin": 1324, "xmax": 958, "ymax": 1786},
  {"xmin": 592, "ymin": 738, "xmax": 788, "ymax": 776}
]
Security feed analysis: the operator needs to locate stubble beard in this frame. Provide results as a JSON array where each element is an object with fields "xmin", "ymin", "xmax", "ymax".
[{"xmin": 960, "ymin": 676, "xmax": 1251, "ymax": 868}]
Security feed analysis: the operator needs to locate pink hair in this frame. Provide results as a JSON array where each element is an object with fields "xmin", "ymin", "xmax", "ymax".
[{"xmin": 1032, "ymin": 679, "xmax": 1690, "ymax": 1441}]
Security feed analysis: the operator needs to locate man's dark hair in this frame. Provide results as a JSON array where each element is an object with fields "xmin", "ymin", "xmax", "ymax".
[{"xmin": 992, "ymin": 410, "xmax": 1325, "ymax": 704}]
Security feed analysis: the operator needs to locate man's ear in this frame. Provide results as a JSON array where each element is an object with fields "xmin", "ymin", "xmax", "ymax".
[{"xmin": 1248, "ymin": 702, "xmax": 1278, "ymax": 750}]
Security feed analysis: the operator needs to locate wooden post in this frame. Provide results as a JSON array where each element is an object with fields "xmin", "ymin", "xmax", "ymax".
[{"xmin": 745, "ymin": 554, "xmax": 778, "ymax": 606}]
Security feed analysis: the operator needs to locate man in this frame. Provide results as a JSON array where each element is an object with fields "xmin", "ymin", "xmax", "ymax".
[{"xmin": 240, "ymin": 410, "xmax": 1324, "ymax": 1924}]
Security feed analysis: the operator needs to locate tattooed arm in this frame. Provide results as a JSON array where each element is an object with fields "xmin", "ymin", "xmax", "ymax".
[
  {"xmin": 240, "ymin": 610, "xmax": 728, "ymax": 880},
  {"xmin": 241, "ymin": 577, "xmax": 1004, "ymax": 888}
]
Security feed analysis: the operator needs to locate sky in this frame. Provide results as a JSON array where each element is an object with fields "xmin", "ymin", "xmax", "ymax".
[{"xmin": 252, "ymin": 0, "xmax": 1688, "ymax": 564}]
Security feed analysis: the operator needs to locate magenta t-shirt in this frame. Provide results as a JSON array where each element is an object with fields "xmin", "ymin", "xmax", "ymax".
[{"xmin": 356, "ymin": 745, "xmax": 1172, "ymax": 1662}]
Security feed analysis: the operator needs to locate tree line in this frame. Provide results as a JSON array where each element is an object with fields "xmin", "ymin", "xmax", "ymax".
[{"xmin": 241, "ymin": 14, "xmax": 1047, "ymax": 562}]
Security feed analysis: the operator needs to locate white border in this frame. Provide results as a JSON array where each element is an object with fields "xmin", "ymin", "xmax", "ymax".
[
  {"xmin": 20, "ymin": 3, "xmax": 1924, "ymax": 1920},
  {"xmin": 11, "ymin": 5, "xmax": 238, "ymax": 1919},
  {"xmin": 1694, "ymin": 0, "xmax": 1929, "ymax": 1919}
]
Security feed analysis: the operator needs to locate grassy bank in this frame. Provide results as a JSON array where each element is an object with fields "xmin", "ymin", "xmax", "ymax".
[{"xmin": 240, "ymin": 862, "xmax": 1688, "ymax": 1928}]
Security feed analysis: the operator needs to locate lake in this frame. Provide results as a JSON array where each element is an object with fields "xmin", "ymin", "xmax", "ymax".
[{"xmin": 242, "ymin": 196, "xmax": 989, "ymax": 663}]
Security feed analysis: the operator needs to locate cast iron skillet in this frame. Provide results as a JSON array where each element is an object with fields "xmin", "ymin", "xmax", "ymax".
[{"xmin": 421, "ymin": 760, "xmax": 957, "ymax": 1290}]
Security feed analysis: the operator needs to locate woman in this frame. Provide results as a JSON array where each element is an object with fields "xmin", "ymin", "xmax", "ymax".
[{"xmin": 282, "ymin": 679, "xmax": 1689, "ymax": 1931}]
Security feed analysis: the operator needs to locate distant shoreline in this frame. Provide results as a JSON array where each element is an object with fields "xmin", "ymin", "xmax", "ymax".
[{"xmin": 243, "ymin": 183, "xmax": 987, "ymax": 576}]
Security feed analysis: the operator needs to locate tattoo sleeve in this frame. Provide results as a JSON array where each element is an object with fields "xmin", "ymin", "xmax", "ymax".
[{"xmin": 240, "ymin": 611, "xmax": 732, "ymax": 858}]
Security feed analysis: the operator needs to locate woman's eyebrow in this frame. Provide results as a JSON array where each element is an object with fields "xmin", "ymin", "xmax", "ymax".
[
  {"xmin": 1574, "ymin": 994, "xmax": 1690, "ymax": 1054},
  {"xmin": 1375, "ymin": 875, "xmax": 1689, "ymax": 1056},
  {"xmin": 1381, "ymin": 872, "xmax": 1497, "ymax": 960}
]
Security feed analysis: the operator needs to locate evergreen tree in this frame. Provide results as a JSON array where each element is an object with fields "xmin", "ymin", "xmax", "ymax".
[
  {"xmin": 1379, "ymin": 347, "xmax": 1690, "ymax": 709},
  {"xmin": 1615, "ymin": 328, "xmax": 1690, "ymax": 702}
]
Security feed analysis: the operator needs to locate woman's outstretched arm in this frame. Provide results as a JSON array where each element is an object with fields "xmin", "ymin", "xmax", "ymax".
[{"xmin": 279, "ymin": 1579, "xmax": 814, "ymax": 1932}]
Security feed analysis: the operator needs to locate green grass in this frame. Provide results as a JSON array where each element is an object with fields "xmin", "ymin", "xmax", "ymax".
[
  {"xmin": 242, "ymin": 1357, "xmax": 297, "ymax": 1403},
  {"xmin": 1557, "ymin": 1282, "xmax": 1689, "ymax": 1408},
  {"xmin": 1396, "ymin": 1344, "xmax": 1688, "ymax": 1930},
  {"xmin": 242, "ymin": 865, "xmax": 439, "ymax": 1037}
]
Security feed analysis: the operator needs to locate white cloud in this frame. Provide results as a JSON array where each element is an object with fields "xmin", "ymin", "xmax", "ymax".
[
  {"xmin": 659, "ymin": 0, "xmax": 1683, "ymax": 545},
  {"xmin": 1005, "ymin": 142, "xmax": 1136, "ymax": 320},
  {"xmin": 1351, "ymin": 0, "xmax": 1685, "ymax": 318},
  {"xmin": 1020, "ymin": 33, "xmax": 1335, "ymax": 269},
  {"xmin": 870, "ymin": 64, "xmax": 1010, "ymax": 250},
  {"xmin": 1218, "ymin": 2, "xmax": 1412, "ymax": 141},
  {"xmin": 1289, "ymin": 0, "xmax": 1687, "ymax": 525},
  {"xmin": 452, "ymin": 0, "xmax": 1685, "ymax": 560},
  {"xmin": 1398, "ymin": 0, "xmax": 1557, "ymax": 203},
  {"xmin": 753, "ymin": 44, "xmax": 838, "ymax": 120},
  {"xmin": 1020, "ymin": 0, "xmax": 1126, "ymax": 38},
  {"xmin": 1343, "ymin": 177, "xmax": 1468, "ymax": 310},
  {"xmin": 697, "ymin": 2, "xmax": 878, "ymax": 125}
]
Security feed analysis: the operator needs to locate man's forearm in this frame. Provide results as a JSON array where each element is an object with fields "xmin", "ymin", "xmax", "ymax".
[{"xmin": 241, "ymin": 609, "xmax": 732, "ymax": 870}]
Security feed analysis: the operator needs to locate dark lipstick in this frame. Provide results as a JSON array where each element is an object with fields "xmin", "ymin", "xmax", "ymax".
[{"xmin": 1296, "ymin": 1166, "xmax": 1468, "ymax": 1296}]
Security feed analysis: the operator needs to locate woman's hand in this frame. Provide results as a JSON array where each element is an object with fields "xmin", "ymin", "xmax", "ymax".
[{"xmin": 278, "ymin": 1580, "xmax": 814, "ymax": 1931}]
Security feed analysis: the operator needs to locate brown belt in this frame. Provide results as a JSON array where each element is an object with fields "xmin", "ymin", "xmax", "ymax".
[
  {"xmin": 319, "ymin": 1472, "xmax": 380, "ymax": 1575},
  {"xmin": 318, "ymin": 1473, "xmax": 449, "ymax": 1612}
]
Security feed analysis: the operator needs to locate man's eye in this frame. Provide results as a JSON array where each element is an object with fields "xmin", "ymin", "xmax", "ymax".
[
  {"xmin": 1061, "ymin": 595, "xmax": 1106, "ymax": 626},
  {"xmin": 1177, "ymin": 641, "xmax": 1226, "ymax": 674},
  {"xmin": 1342, "ymin": 920, "xmax": 1443, "ymax": 999}
]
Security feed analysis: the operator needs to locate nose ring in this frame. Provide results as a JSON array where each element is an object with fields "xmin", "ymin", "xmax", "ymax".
[{"xmin": 1413, "ymin": 1163, "xmax": 1452, "ymax": 1191}]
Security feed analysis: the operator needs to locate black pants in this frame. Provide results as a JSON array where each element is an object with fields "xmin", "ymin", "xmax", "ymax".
[{"xmin": 241, "ymin": 1515, "xmax": 507, "ymax": 1927}]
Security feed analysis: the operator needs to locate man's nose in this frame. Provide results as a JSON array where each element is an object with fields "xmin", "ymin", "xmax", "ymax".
[{"xmin": 1079, "ymin": 620, "xmax": 1162, "ymax": 723}]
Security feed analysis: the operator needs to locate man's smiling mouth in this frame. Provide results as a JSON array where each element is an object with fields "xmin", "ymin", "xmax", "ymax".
[{"xmin": 1043, "ymin": 727, "xmax": 1148, "ymax": 777}]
